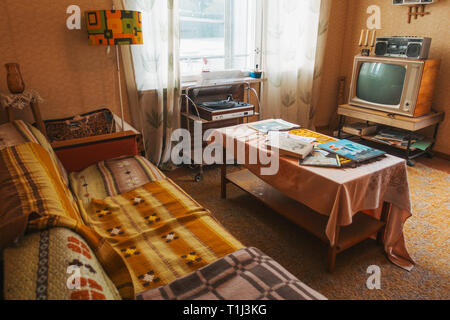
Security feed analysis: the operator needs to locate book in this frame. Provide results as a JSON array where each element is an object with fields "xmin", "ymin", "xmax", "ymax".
[
  {"xmin": 368, "ymin": 136, "xmax": 395, "ymax": 146},
  {"xmin": 286, "ymin": 134, "xmax": 316, "ymax": 144},
  {"xmin": 288, "ymin": 128, "xmax": 353, "ymax": 166},
  {"xmin": 249, "ymin": 119, "xmax": 299, "ymax": 133},
  {"xmin": 300, "ymin": 148, "xmax": 341, "ymax": 168},
  {"xmin": 265, "ymin": 132, "xmax": 314, "ymax": 159},
  {"xmin": 373, "ymin": 128, "xmax": 409, "ymax": 142},
  {"xmin": 342, "ymin": 122, "xmax": 378, "ymax": 136},
  {"xmin": 289, "ymin": 128, "xmax": 336, "ymax": 145},
  {"xmin": 318, "ymin": 139, "xmax": 386, "ymax": 163},
  {"xmin": 411, "ymin": 140, "xmax": 432, "ymax": 151}
]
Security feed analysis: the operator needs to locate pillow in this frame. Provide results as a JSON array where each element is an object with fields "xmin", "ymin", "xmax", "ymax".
[
  {"xmin": 3, "ymin": 227, "xmax": 121, "ymax": 300},
  {"xmin": 0, "ymin": 142, "xmax": 80, "ymax": 249},
  {"xmin": 0, "ymin": 120, "xmax": 69, "ymax": 186},
  {"xmin": 69, "ymin": 155, "xmax": 166, "ymax": 208}
]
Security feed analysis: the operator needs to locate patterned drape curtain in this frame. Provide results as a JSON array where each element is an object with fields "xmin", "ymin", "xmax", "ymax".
[
  {"xmin": 123, "ymin": 0, "xmax": 180, "ymax": 168},
  {"xmin": 261, "ymin": 0, "xmax": 331, "ymax": 129}
]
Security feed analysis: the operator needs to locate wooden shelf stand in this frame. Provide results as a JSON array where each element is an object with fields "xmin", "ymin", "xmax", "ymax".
[{"xmin": 337, "ymin": 104, "xmax": 444, "ymax": 166}]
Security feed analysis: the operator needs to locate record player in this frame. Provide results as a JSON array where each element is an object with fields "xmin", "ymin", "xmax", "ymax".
[{"xmin": 193, "ymin": 93, "xmax": 255, "ymax": 121}]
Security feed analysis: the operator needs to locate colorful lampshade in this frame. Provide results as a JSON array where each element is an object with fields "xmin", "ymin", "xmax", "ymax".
[{"xmin": 85, "ymin": 10, "xmax": 143, "ymax": 46}]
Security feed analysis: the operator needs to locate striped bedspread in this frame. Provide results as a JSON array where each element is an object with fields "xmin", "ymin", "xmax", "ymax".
[
  {"xmin": 78, "ymin": 178, "xmax": 244, "ymax": 295},
  {"xmin": 0, "ymin": 142, "xmax": 134, "ymax": 299},
  {"xmin": 0, "ymin": 120, "xmax": 69, "ymax": 185}
]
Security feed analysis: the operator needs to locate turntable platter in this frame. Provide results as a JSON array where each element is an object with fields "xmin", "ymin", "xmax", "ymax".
[{"xmin": 201, "ymin": 100, "xmax": 237, "ymax": 109}]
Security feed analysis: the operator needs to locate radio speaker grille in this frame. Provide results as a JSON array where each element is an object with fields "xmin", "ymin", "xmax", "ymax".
[
  {"xmin": 406, "ymin": 43, "xmax": 422, "ymax": 58},
  {"xmin": 375, "ymin": 42, "xmax": 387, "ymax": 56}
]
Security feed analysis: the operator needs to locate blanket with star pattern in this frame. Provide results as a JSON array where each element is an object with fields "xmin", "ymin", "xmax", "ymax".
[{"xmin": 78, "ymin": 178, "xmax": 244, "ymax": 296}]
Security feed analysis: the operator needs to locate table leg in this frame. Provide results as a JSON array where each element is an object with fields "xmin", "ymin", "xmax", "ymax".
[
  {"xmin": 6, "ymin": 107, "xmax": 14, "ymax": 122},
  {"xmin": 405, "ymin": 134, "xmax": 414, "ymax": 167},
  {"xmin": 327, "ymin": 247, "xmax": 337, "ymax": 273},
  {"xmin": 30, "ymin": 101, "xmax": 48, "ymax": 138},
  {"xmin": 426, "ymin": 122, "xmax": 440, "ymax": 158},
  {"xmin": 337, "ymin": 115, "xmax": 344, "ymax": 139},
  {"xmin": 221, "ymin": 148, "xmax": 227, "ymax": 199},
  {"xmin": 377, "ymin": 202, "xmax": 391, "ymax": 245},
  {"xmin": 432, "ymin": 122, "xmax": 440, "ymax": 140},
  {"xmin": 327, "ymin": 224, "xmax": 341, "ymax": 273}
]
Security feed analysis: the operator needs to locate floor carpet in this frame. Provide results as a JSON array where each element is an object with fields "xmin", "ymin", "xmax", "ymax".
[{"xmin": 166, "ymin": 159, "xmax": 450, "ymax": 300}]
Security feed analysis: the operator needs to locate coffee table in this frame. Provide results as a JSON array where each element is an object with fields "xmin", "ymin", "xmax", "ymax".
[{"xmin": 210, "ymin": 120, "xmax": 414, "ymax": 272}]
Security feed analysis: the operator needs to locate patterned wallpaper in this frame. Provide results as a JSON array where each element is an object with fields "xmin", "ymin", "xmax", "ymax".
[
  {"xmin": 0, "ymin": 0, "xmax": 130, "ymax": 124},
  {"xmin": 315, "ymin": 0, "xmax": 349, "ymax": 128},
  {"xmin": 0, "ymin": 0, "xmax": 448, "ymax": 154},
  {"xmin": 317, "ymin": 0, "xmax": 450, "ymax": 155}
]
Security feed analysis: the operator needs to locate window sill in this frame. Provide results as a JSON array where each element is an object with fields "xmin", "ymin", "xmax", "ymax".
[
  {"xmin": 181, "ymin": 76, "xmax": 264, "ymax": 90},
  {"xmin": 137, "ymin": 76, "xmax": 265, "ymax": 94}
]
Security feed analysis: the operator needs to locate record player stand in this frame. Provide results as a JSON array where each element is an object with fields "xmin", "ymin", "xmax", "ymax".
[{"xmin": 181, "ymin": 82, "xmax": 260, "ymax": 182}]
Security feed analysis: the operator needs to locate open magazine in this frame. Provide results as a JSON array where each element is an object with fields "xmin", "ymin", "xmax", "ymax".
[
  {"xmin": 300, "ymin": 148, "xmax": 341, "ymax": 168},
  {"xmin": 249, "ymin": 119, "xmax": 299, "ymax": 134}
]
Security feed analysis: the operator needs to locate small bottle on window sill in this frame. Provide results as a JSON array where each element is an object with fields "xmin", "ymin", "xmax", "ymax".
[
  {"xmin": 250, "ymin": 64, "xmax": 262, "ymax": 79},
  {"xmin": 201, "ymin": 57, "xmax": 210, "ymax": 73}
]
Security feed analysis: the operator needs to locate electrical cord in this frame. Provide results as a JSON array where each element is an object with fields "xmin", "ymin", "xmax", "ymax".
[{"xmin": 248, "ymin": 86, "xmax": 261, "ymax": 120}]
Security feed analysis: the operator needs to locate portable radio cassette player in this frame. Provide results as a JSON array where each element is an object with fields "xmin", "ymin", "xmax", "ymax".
[{"xmin": 374, "ymin": 36, "xmax": 431, "ymax": 59}]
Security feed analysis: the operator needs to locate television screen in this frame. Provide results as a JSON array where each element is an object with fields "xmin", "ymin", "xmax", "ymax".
[{"xmin": 356, "ymin": 62, "xmax": 406, "ymax": 106}]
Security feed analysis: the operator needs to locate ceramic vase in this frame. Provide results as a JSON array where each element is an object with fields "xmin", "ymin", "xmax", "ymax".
[{"xmin": 5, "ymin": 63, "xmax": 25, "ymax": 94}]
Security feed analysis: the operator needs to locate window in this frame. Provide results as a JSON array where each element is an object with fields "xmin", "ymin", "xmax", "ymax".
[{"xmin": 179, "ymin": 0, "xmax": 262, "ymax": 76}]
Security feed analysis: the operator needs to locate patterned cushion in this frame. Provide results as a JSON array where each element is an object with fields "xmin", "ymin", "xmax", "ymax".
[
  {"xmin": 43, "ymin": 108, "xmax": 116, "ymax": 143},
  {"xmin": 137, "ymin": 247, "xmax": 327, "ymax": 300},
  {"xmin": 0, "ymin": 120, "xmax": 69, "ymax": 186},
  {"xmin": 69, "ymin": 155, "xmax": 166, "ymax": 208},
  {"xmin": 3, "ymin": 228, "xmax": 121, "ymax": 300}
]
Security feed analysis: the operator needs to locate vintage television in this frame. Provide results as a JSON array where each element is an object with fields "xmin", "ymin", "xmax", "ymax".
[{"xmin": 348, "ymin": 55, "xmax": 440, "ymax": 117}]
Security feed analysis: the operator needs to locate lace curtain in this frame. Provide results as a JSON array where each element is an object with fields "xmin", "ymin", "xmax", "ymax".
[
  {"xmin": 122, "ymin": 0, "xmax": 330, "ymax": 166},
  {"xmin": 123, "ymin": 0, "xmax": 180, "ymax": 168},
  {"xmin": 261, "ymin": 0, "xmax": 331, "ymax": 129}
]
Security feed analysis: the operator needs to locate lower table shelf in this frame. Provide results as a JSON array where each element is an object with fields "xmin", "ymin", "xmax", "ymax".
[{"xmin": 224, "ymin": 168, "xmax": 386, "ymax": 270}]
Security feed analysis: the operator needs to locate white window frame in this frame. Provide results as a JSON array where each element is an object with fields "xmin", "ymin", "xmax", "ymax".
[{"xmin": 180, "ymin": 0, "xmax": 263, "ymax": 82}]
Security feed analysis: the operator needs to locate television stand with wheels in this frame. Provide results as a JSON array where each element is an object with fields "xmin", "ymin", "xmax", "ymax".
[{"xmin": 337, "ymin": 104, "xmax": 444, "ymax": 166}]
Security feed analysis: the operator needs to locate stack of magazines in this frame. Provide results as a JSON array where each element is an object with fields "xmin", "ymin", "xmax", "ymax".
[
  {"xmin": 342, "ymin": 122, "xmax": 378, "ymax": 136},
  {"xmin": 288, "ymin": 129, "xmax": 363, "ymax": 168},
  {"xmin": 370, "ymin": 128, "xmax": 423, "ymax": 148},
  {"xmin": 251, "ymin": 121, "xmax": 387, "ymax": 167}
]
